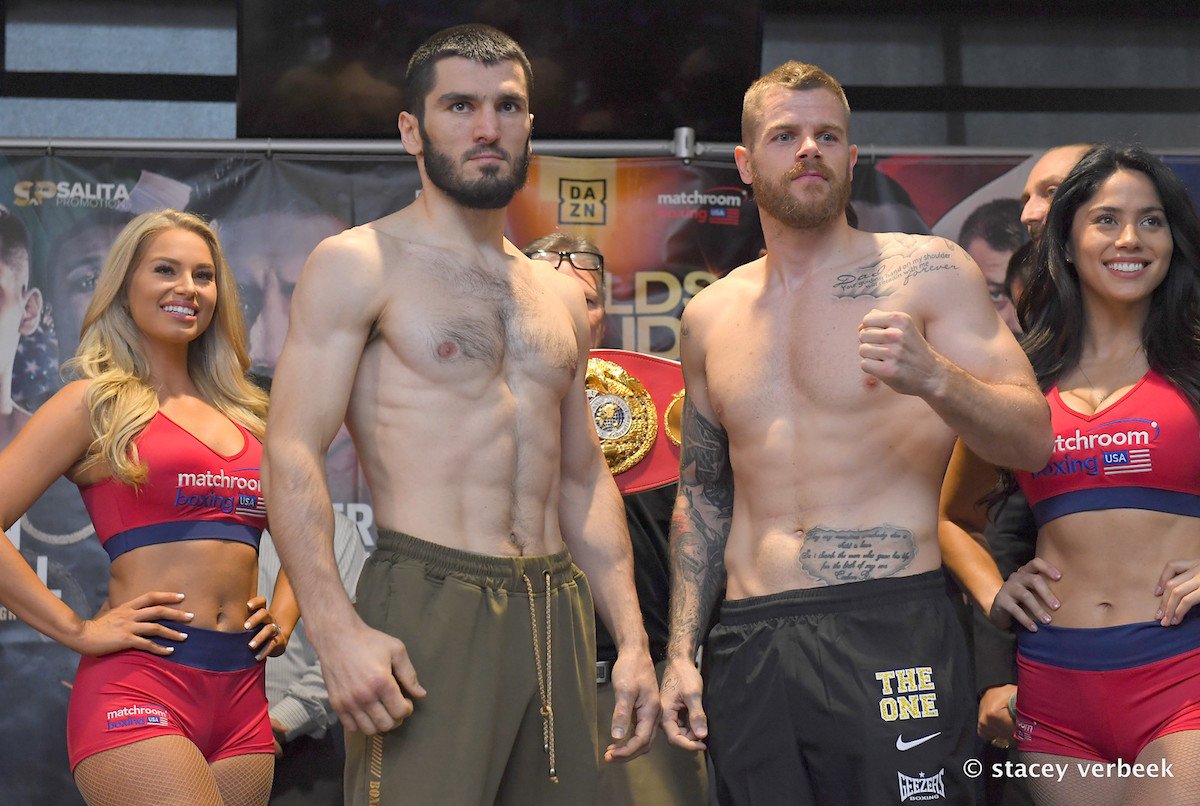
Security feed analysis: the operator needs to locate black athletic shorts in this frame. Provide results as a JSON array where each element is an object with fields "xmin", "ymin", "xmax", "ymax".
[{"xmin": 704, "ymin": 570, "xmax": 976, "ymax": 805}]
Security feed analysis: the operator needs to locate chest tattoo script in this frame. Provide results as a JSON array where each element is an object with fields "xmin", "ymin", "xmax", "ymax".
[
  {"xmin": 833, "ymin": 251, "xmax": 956, "ymax": 299},
  {"xmin": 798, "ymin": 525, "xmax": 916, "ymax": 585}
]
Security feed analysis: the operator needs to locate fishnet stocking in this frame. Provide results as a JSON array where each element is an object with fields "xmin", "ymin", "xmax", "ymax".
[
  {"xmin": 1024, "ymin": 731, "xmax": 1200, "ymax": 806},
  {"xmin": 74, "ymin": 736, "xmax": 223, "ymax": 806},
  {"xmin": 1125, "ymin": 730, "xmax": 1200, "ymax": 805},
  {"xmin": 211, "ymin": 752, "xmax": 274, "ymax": 806},
  {"xmin": 1022, "ymin": 751, "xmax": 1122, "ymax": 806}
]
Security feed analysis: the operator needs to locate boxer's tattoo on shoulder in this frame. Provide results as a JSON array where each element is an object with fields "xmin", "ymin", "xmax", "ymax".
[
  {"xmin": 798, "ymin": 524, "xmax": 915, "ymax": 584},
  {"xmin": 833, "ymin": 248, "xmax": 959, "ymax": 300}
]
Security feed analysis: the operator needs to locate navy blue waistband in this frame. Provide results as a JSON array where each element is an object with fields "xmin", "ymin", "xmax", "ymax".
[
  {"xmin": 1017, "ymin": 614, "xmax": 1200, "ymax": 671},
  {"xmin": 1031, "ymin": 488, "xmax": 1200, "ymax": 527},
  {"xmin": 104, "ymin": 522, "xmax": 262, "ymax": 561},
  {"xmin": 147, "ymin": 621, "xmax": 259, "ymax": 671}
]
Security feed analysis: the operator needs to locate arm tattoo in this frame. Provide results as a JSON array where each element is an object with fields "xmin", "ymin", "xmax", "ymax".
[
  {"xmin": 798, "ymin": 524, "xmax": 915, "ymax": 585},
  {"xmin": 667, "ymin": 397, "xmax": 734, "ymax": 655},
  {"xmin": 833, "ymin": 251, "xmax": 958, "ymax": 299},
  {"xmin": 686, "ymin": 400, "xmax": 734, "ymax": 517}
]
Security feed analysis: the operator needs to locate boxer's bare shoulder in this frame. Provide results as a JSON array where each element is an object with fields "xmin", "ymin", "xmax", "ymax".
[
  {"xmin": 298, "ymin": 222, "xmax": 392, "ymax": 303},
  {"xmin": 313, "ymin": 215, "xmax": 432, "ymax": 285},
  {"xmin": 707, "ymin": 255, "xmax": 767, "ymax": 293},
  {"xmin": 681, "ymin": 258, "xmax": 764, "ymax": 332},
  {"xmin": 530, "ymin": 252, "xmax": 590, "ymax": 318}
]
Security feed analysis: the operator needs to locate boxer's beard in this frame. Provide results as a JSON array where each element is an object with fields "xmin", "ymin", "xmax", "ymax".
[
  {"xmin": 421, "ymin": 125, "xmax": 530, "ymax": 209},
  {"xmin": 752, "ymin": 159, "xmax": 851, "ymax": 230}
]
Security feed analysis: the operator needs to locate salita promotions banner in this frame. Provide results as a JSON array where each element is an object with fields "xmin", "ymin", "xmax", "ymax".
[{"xmin": 0, "ymin": 146, "xmax": 1198, "ymax": 800}]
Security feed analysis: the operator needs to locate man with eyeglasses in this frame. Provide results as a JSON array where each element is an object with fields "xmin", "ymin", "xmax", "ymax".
[
  {"xmin": 524, "ymin": 237, "xmax": 607, "ymax": 347},
  {"xmin": 265, "ymin": 24, "xmax": 659, "ymax": 806},
  {"xmin": 525, "ymin": 233, "xmax": 708, "ymax": 806}
]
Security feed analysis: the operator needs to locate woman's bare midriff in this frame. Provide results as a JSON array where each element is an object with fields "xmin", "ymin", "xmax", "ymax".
[
  {"xmin": 1037, "ymin": 509, "xmax": 1200, "ymax": 627},
  {"xmin": 106, "ymin": 540, "xmax": 259, "ymax": 631}
]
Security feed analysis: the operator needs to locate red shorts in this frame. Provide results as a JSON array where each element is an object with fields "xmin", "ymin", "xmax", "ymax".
[
  {"xmin": 1015, "ymin": 616, "xmax": 1200, "ymax": 762},
  {"xmin": 67, "ymin": 622, "xmax": 272, "ymax": 771}
]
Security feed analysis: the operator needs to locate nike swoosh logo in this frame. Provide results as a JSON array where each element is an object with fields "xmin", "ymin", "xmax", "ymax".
[{"xmin": 896, "ymin": 732, "xmax": 941, "ymax": 751}]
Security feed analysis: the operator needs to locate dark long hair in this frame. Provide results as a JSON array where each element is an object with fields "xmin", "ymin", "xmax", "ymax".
[{"xmin": 1018, "ymin": 144, "xmax": 1200, "ymax": 412}]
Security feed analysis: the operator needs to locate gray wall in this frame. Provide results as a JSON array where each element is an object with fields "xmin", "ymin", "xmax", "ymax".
[
  {"xmin": 2, "ymin": 0, "xmax": 236, "ymax": 138},
  {"xmin": 763, "ymin": 14, "xmax": 1200, "ymax": 149},
  {"xmin": 4, "ymin": 2, "xmax": 1199, "ymax": 148}
]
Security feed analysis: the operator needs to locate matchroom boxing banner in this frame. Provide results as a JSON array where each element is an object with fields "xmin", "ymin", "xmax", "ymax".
[
  {"xmin": 0, "ymin": 146, "xmax": 1198, "ymax": 801},
  {"xmin": 508, "ymin": 156, "xmax": 765, "ymax": 357}
]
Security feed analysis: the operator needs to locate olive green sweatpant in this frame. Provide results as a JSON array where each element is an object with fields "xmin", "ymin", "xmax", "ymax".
[{"xmin": 346, "ymin": 529, "xmax": 598, "ymax": 806}]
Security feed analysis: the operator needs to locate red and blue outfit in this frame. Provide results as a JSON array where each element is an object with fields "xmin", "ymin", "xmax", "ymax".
[
  {"xmin": 1016, "ymin": 371, "xmax": 1200, "ymax": 528},
  {"xmin": 81, "ymin": 412, "xmax": 266, "ymax": 562},
  {"xmin": 1013, "ymin": 371, "xmax": 1200, "ymax": 761},
  {"xmin": 67, "ymin": 412, "xmax": 273, "ymax": 770}
]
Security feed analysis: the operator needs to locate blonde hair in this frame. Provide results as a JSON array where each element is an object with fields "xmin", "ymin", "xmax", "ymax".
[
  {"xmin": 65, "ymin": 209, "xmax": 268, "ymax": 485},
  {"xmin": 742, "ymin": 61, "xmax": 850, "ymax": 145}
]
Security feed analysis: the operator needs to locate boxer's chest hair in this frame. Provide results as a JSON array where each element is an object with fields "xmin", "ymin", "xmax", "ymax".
[{"xmin": 426, "ymin": 256, "xmax": 577, "ymax": 374}]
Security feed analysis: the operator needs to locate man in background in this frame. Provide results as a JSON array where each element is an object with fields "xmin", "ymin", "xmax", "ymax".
[
  {"xmin": 956, "ymin": 198, "xmax": 1028, "ymax": 335},
  {"xmin": 1019, "ymin": 144, "xmax": 1092, "ymax": 238}
]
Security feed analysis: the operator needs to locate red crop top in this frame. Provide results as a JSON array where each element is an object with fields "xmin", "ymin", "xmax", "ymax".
[
  {"xmin": 1015, "ymin": 371, "xmax": 1200, "ymax": 527},
  {"xmin": 79, "ymin": 411, "xmax": 266, "ymax": 561}
]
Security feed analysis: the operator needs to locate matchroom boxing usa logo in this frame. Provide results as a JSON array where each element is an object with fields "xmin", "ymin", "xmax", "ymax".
[
  {"xmin": 1032, "ymin": 418, "xmax": 1159, "ymax": 479},
  {"xmin": 656, "ymin": 186, "xmax": 747, "ymax": 226},
  {"xmin": 174, "ymin": 469, "xmax": 265, "ymax": 519},
  {"xmin": 106, "ymin": 705, "xmax": 170, "ymax": 732}
]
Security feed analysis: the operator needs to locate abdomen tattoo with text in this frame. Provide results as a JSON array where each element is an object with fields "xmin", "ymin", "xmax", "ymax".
[{"xmin": 798, "ymin": 524, "xmax": 915, "ymax": 584}]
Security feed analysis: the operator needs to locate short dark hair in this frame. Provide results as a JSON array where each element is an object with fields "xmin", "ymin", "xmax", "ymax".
[
  {"xmin": 0, "ymin": 206, "xmax": 30, "ymax": 266},
  {"xmin": 405, "ymin": 24, "xmax": 532, "ymax": 123},
  {"xmin": 958, "ymin": 198, "xmax": 1028, "ymax": 255},
  {"xmin": 1021, "ymin": 144, "xmax": 1200, "ymax": 412}
]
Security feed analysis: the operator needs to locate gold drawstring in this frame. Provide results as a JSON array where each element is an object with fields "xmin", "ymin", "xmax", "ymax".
[{"xmin": 523, "ymin": 570, "xmax": 557, "ymax": 783}]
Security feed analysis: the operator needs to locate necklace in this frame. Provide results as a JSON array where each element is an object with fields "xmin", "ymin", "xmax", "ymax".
[{"xmin": 1075, "ymin": 343, "xmax": 1143, "ymax": 408}]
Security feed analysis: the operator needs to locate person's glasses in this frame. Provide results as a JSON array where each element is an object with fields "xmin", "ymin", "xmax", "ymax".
[{"xmin": 525, "ymin": 250, "xmax": 604, "ymax": 273}]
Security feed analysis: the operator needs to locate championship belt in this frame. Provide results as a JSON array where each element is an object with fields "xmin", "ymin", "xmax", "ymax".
[{"xmin": 586, "ymin": 349, "xmax": 685, "ymax": 494}]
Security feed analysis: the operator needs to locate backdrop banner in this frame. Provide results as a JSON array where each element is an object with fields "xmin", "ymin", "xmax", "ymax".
[{"xmin": 1, "ymin": 146, "xmax": 1198, "ymax": 801}]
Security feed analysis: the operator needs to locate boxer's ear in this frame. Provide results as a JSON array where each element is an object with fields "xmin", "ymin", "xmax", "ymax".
[
  {"xmin": 19, "ymin": 288, "xmax": 42, "ymax": 336},
  {"xmin": 399, "ymin": 112, "xmax": 422, "ymax": 158}
]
